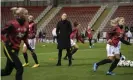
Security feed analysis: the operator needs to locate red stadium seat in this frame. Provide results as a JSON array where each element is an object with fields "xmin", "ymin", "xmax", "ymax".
[
  {"xmin": 1, "ymin": 6, "xmax": 46, "ymax": 27},
  {"xmin": 103, "ymin": 5, "xmax": 133, "ymax": 32}
]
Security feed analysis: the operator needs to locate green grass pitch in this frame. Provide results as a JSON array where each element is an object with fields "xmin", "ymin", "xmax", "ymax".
[{"xmin": 1, "ymin": 42, "xmax": 133, "ymax": 80}]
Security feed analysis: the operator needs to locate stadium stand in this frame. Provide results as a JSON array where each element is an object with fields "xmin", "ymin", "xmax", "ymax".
[
  {"xmin": 1, "ymin": 6, "xmax": 46, "ymax": 27},
  {"xmin": 44, "ymin": 6, "xmax": 100, "ymax": 39},
  {"xmin": 103, "ymin": 5, "xmax": 133, "ymax": 32}
]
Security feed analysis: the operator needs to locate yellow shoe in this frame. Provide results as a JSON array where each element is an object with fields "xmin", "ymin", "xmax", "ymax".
[
  {"xmin": 32, "ymin": 64, "xmax": 40, "ymax": 68},
  {"xmin": 23, "ymin": 63, "xmax": 29, "ymax": 67}
]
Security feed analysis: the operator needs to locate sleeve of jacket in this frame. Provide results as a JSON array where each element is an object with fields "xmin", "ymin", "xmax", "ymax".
[
  {"xmin": 56, "ymin": 22, "xmax": 60, "ymax": 38},
  {"xmin": 68, "ymin": 21, "xmax": 72, "ymax": 35}
]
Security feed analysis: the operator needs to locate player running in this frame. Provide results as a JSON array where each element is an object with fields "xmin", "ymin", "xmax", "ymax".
[
  {"xmin": 22, "ymin": 15, "xmax": 39, "ymax": 68},
  {"xmin": 1, "ymin": 7, "xmax": 34, "ymax": 80},
  {"xmin": 87, "ymin": 26, "xmax": 94, "ymax": 48},
  {"xmin": 64, "ymin": 22, "xmax": 84, "ymax": 60},
  {"xmin": 93, "ymin": 17, "xmax": 131, "ymax": 75}
]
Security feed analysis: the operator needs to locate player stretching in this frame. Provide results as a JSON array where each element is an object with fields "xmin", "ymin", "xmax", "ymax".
[
  {"xmin": 93, "ymin": 17, "xmax": 131, "ymax": 75},
  {"xmin": 64, "ymin": 22, "xmax": 84, "ymax": 60},
  {"xmin": 22, "ymin": 15, "xmax": 39, "ymax": 68}
]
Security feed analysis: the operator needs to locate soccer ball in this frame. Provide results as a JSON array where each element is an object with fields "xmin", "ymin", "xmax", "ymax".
[
  {"xmin": 124, "ymin": 61, "xmax": 130, "ymax": 67},
  {"xmin": 123, "ymin": 61, "xmax": 128, "ymax": 67},
  {"xmin": 130, "ymin": 63, "xmax": 133, "ymax": 67},
  {"xmin": 117, "ymin": 60, "xmax": 122, "ymax": 66},
  {"xmin": 121, "ymin": 55, "xmax": 126, "ymax": 60},
  {"xmin": 118, "ymin": 60, "xmax": 125, "ymax": 67}
]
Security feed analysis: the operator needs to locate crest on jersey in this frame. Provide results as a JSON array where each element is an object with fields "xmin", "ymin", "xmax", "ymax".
[{"xmin": 17, "ymin": 32, "xmax": 25, "ymax": 38}]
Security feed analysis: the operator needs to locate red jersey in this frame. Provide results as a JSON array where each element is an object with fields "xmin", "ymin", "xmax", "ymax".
[
  {"xmin": 87, "ymin": 28, "xmax": 92, "ymax": 39},
  {"xmin": 28, "ymin": 21, "xmax": 36, "ymax": 39},
  {"xmin": 110, "ymin": 25, "xmax": 124, "ymax": 47},
  {"xmin": 1, "ymin": 20, "xmax": 29, "ymax": 50},
  {"xmin": 70, "ymin": 27, "xmax": 84, "ymax": 43},
  {"xmin": 70, "ymin": 28, "xmax": 78, "ymax": 39}
]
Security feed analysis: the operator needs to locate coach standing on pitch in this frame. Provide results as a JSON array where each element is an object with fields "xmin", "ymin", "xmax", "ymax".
[{"xmin": 56, "ymin": 13, "xmax": 72, "ymax": 66}]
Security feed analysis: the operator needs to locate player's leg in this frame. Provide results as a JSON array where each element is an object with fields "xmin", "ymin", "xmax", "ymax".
[
  {"xmin": 30, "ymin": 38, "xmax": 39, "ymax": 68},
  {"xmin": 63, "ymin": 39, "xmax": 73, "ymax": 60},
  {"xmin": 67, "ymin": 48, "xmax": 72, "ymax": 66},
  {"xmin": 2, "ymin": 44, "xmax": 23, "ymax": 80},
  {"xmin": 64, "ymin": 52, "xmax": 68, "ymax": 60},
  {"xmin": 107, "ymin": 47, "xmax": 120, "ymax": 75},
  {"xmin": 56, "ymin": 49, "xmax": 63, "ymax": 66},
  {"xmin": 1, "ymin": 47, "xmax": 14, "ymax": 76},
  {"xmin": 53, "ymin": 36, "xmax": 56, "ymax": 43},
  {"xmin": 93, "ymin": 44, "xmax": 114, "ymax": 72},
  {"xmin": 22, "ymin": 43, "xmax": 29, "ymax": 67},
  {"xmin": 64, "ymin": 39, "xmax": 77, "ymax": 60},
  {"xmin": 71, "ymin": 44, "xmax": 79, "ymax": 55},
  {"xmin": 129, "ymin": 37, "xmax": 130, "ymax": 43},
  {"xmin": 12, "ymin": 50, "xmax": 23, "ymax": 80},
  {"xmin": 88, "ymin": 38, "xmax": 92, "ymax": 48}
]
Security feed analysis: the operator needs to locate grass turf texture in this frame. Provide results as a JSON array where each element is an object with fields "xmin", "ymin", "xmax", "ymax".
[{"xmin": 1, "ymin": 42, "xmax": 133, "ymax": 80}]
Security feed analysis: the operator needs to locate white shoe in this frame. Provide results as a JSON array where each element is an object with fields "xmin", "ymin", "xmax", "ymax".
[
  {"xmin": 23, "ymin": 63, "xmax": 29, "ymax": 67},
  {"xmin": 32, "ymin": 64, "xmax": 40, "ymax": 68}
]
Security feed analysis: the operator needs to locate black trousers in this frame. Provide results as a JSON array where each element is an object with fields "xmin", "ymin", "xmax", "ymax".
[
  {"xmin": 97, "ymin": 37, "xmax": 100, "ymax": 41},
  {"xmin": 88, "ymin": 38, "xmax": 92, "ymax": 46},
  {"xmin": 1, "ymin": 44, "xmax": 23, "ymax": 80},
  {"xmin": 53, "ymin": 36, "xmax": 57, "ymax": 43},
  {"xmin": 127, "ymin": 37, "xmax": 131, "ymax": 43},
  {"xmin": 57, "ymin": 48, "xmax": 72, "ymax": 63}
]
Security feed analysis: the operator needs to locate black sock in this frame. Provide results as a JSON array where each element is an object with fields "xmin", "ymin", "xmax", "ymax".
[
  {"xmin": 97, "ymin": 59, "xmax": 112, "ymax": 66},
  {"xmin": 108, "ymin": 58, "xmax": 120, "ymax": 72},
  {"xmin": 31, "ymin": 52, "xmax": 39, "ymax": 64},
  {"xmin": 67, "ymin": 48, "xmax": 72, "ymax": 65},
  {"xmin": 23, "ymin": 53, "xmax": 28, "ymax": 63},
  {"xmin": 71, "ymin": 48, "xmax": 78, "ymax": 55},
  {"xmin": 120, "ymin": 52, "xmax": 122, "ymax": 57},
  {"xmin": 57, "ymin": 49, "xmax": 62, "ymax": 64}
]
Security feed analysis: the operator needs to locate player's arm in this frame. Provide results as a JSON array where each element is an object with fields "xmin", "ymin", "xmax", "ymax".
[
  {"xmin": 33, "ymin": 23, "xmax": 37, "ymax": 37},
  {"xmin": 1, "ymin": 22, "xmax": 14, "ymax": 42},
  {"xmin": 120, "ymin": 37, "xmax": 131, "ymax": 45},
  {"xmin": 107, "ymin": 27, "xmax": 117, "ymax": 38},
  {"xmin": 23, "ymin": 28, "xmax": 34, "ymax": 52},
  {"xmin": 78, "ymin": 36, "xmax": 84, "ymax": 43},
  {"xmin": 77, "ymin": 32, "xmax": 84, "ymax": 43}
]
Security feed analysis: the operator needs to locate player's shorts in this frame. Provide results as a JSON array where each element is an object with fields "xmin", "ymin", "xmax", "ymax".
[
  {"xmin": 23, "ymin": 38, "xmax": 36, "ymax": 49},
  {"xmin": 70, "ymin": 39, "xmax": 76, "ymax": 46},
  {"xmin": 112, "ymin": 46, "xmax": 120, "ymax": 55},
  {"xmin": 106, "ymin": 44, "xmax": 120, "ymax": 57},
  {"xmin": 106, "ymin": 44, "xmax": 114, "ymax": 57}
]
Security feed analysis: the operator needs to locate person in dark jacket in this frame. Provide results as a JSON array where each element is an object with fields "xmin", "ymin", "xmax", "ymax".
[
  {"xmin": 97, "ymin": 31, "xmax": 100, "ymax": 42},
  {"xmin": 56, "ymin": 13, "xmax": 72, "ymax": 66}
]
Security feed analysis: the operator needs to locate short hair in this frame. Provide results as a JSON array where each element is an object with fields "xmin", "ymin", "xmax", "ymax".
[{"xmin": 73, "ymin": 22, "xmax": 79, "ymax": 27}]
